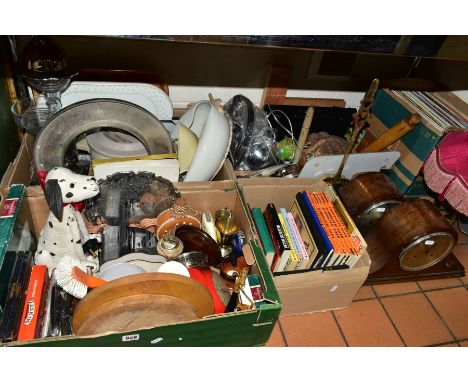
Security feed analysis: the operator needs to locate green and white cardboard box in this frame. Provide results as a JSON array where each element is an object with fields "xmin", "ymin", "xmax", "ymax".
[{"xmin": 0, "ymin": 181, "xmax": 281, "ymax": 347}]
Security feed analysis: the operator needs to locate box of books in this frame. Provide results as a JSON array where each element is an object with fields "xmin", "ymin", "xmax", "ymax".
[{"xmin": 239, "ymin": 177, "xmax": 371, "ymax": 316}]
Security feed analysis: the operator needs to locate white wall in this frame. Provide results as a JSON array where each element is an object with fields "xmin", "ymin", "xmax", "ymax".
[
  {"xmin": 453, "ymin": 90, "xmax": 468, "ymax": 103},
  {"xmin": 169, "ymin": 85, "xmax": 468, "ymax": 111},
  {"xmin": 169, "ymin": 85, "xmax": 365, "ymax": 109}
]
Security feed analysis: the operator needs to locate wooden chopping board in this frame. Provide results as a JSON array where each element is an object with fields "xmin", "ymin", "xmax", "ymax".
[{"xmin": 72, "ymin": 273, "xmax": 214, "ymax": 336}]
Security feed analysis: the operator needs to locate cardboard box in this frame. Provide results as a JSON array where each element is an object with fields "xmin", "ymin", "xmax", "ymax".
[
  {"xmin": 368, "ymin": 89, "xmax": 445, "ymax": 195},
  {"xmin": 0, "ymin": 134, "xmax": 236, "ymax": 208},
  {"xmin": 0, "ymin": 181, "xmax": 281, "ymax": 347},
  {"xmin": 238, "ymin": 177, "xmax": 371, "ymax": 316}
]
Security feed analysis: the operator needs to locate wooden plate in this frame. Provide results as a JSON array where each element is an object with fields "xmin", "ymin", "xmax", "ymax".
[
  {"xmin": 175, "ymin": 226, "xmax": 222, "ymax": 266},
  {"xmin": 72, "ymin": 273, "xmax": 214, "ymax": 336}
]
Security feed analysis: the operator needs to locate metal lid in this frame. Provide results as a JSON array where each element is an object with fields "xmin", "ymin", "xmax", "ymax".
[
  {"xmin": 174, "ymin": 251, "xmax": 209, "ymax": 269},
  {"xmin": 399, "ymin": 232, "xmax": 456, "ymax": 271}
]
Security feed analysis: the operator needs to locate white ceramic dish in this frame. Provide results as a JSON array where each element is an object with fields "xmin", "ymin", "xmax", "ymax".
[
  {"xmin": 99, "ymin": 252, "xmax": 167, "ymax": 274},
  {"xmin": 86, "ymin": 131, "xmax": 148, "ymax": 159},
  {"xmin": 157, "ymin": 261, "xmax": 190, "ymax": 277},
  {"xmin": 179, "ymin": 101, "xmax": 232, "ymax": 181},
  {"xmin": 299, "ymin": 151, "xmax": 401, "ymax": 180},
  {"xmin": 98, "ymin": 263, "xmax": 146, "ymax": 281},
  {"xmin": 61, "ymin": 81, "xmax": 173, "ymax": 120}
]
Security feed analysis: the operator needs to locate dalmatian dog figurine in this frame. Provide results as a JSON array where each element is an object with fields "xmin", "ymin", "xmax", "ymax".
[{"xmin": 35, "ymin": 167, "xmax": 100, "ymax": 275}]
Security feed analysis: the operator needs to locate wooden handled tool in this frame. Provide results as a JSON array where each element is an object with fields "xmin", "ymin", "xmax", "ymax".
[
  {"xmin": 292, "ymin": 106, "xmax": 315, "ymax": 164},
  {"xmin": 359, "ymin": 113, "xmax": 421, "ymax": 153}
]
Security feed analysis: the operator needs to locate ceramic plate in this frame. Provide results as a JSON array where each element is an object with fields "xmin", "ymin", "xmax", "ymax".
[
  {"xmin": 175, "ymin": 225, "xmax": 222, "ymax": 266},
  {"xmin": 61, "ymin": 81, "xmax": 173, "ymax": 120}
]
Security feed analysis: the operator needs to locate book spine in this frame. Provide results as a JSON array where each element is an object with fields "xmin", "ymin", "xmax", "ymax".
[
  {"xmin": 280, "ymin": 208, "xmax": 303, "ymax": 270},
  {"xmin": 264, "ymin": 204, "xmax": 290, "ymax": 272},
  {"xmin": 306, "ymin": 192, "xmax": 359, "ymax": 260},
  {"xmin": 251, "ymin": 207, "xmax": 276, "ymax": 267},
  {"xmin": 298, "ymin": 192, "xmax": 334, "ymax": 269},
  {"xmin": 262, "ymin": 212, "xmax": 282, "ymax": 272},
  {"xmin": 289, "ymin": 200, "xmax": 318, "ymax": 269},
  {"xmin": 278, "ymin": 213, "xmax": 299, "ymax": 272},
  {"xmin": 287, "ymin": 212, "xmax": 310, "ymax": 270}
]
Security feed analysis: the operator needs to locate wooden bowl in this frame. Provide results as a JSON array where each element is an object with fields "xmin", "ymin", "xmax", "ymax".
[{"xmin": 72, "ymin": 273, "xmax": 214, "ymax": 336}]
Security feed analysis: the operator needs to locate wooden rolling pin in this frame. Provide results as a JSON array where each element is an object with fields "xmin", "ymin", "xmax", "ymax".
[{"xmin": 358, "ymin": 113, "xmax": 421, "ymax": 153}]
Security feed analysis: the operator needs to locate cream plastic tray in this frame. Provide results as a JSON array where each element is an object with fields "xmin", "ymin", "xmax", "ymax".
[{"xmin": 61, "ymin": 81, "xmax": 173, "ymax": 120}]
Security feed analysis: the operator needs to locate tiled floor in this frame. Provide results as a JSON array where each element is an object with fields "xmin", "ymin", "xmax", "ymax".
[{"xmin": 267, "ymin": 232, "xmax": 468, "ymax": 347}]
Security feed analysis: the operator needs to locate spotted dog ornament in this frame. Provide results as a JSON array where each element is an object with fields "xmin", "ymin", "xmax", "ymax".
[{"xmin": 35, "ymin": 167, "xmax": 100, "ymax": 275}]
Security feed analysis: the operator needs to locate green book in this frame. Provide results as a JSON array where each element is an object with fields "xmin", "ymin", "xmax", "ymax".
[{"xmin": 251, "ymin": 207, "xmax": 276, "ymax": 267}]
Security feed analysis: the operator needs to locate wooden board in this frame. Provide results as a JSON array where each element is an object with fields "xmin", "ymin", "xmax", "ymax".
[
  {"xmin": 365, "ymin": 252, "xmax": 465, "ymax": 285},
  {"xmin": 259, "ymin": 65, "xmax": 346, "ymax": 108}
]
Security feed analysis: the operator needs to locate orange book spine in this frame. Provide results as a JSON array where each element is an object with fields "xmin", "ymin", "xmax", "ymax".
[
  {"xmin": 17, "ymin": 265, "xmax": 49, "ymax": 341},
  {"xmin": 306, "ymin": 192, "xmax": 359, "ymax": 256}
]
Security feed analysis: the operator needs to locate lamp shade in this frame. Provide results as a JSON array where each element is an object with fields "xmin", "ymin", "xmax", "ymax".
[{"xmin": 423, "ymin": 131, "xmax": 468, "ymax": 215}]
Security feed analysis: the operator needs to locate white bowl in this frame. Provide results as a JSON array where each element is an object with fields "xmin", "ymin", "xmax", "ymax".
[
  {"xmin": 179, "ymin": 101, "xmax": 232, "ymax": 181},
  {"xmin": 157, "ymin": 261, "xmax": 190, "ymax": 277},
  {"xmin": 98, "ymin": 263, "xmax": 146, "ymax": 281},
  {"xmin": 86, "ymin": 131, "xmax": 148, "ymax": 160}
]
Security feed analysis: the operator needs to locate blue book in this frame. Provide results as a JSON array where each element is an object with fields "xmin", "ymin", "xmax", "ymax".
[{"xmin": 298, "ymin": 192, "xmax": 334, "ymax": 268}]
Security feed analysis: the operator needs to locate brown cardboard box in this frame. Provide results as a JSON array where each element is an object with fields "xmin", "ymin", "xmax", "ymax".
[
  {"xmin": 0, "ymin": 181, "xmax": 282, "ymax": 347},
  {"xmin": 238, "ymin": 177, "xmax": 371, "ymax": 316},
  {"xmin": 1, "ymin": 134, "xmax": 236, "ymax": 188}
]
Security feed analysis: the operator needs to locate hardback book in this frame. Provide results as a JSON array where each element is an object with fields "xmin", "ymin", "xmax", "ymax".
[
  {"xmin": 0, "ymin": 251, "xmax": 33, "ymax": 343},
  {"xmin": 251, "ymin": 207, "xmax": 276, "ymax": 267},
  {"xmin": 289, "ymin": 199, "xmax": 319, "ymax": 268},
  {"xmin": 264, "ymin": 203, "xmax": 292, "ymax": 273},
  {"xmin": 280, "ymin": 208, "xmax": 307, "ymax": 270},
  {"xmin": 262, "ymin": 210, "xmax": 283, "ymax": 272},
  {"xmin": 297, "ymin": 192, "xmax": 334, "ymax": 269},
  {"xmin": 306, "ymin": 191, "xmax": 360, "ymax": 267},
  {"xmin": 287, "ymin": 212, "xmax": 310, "ymax": 270},
  {"xmin": 278, "ymin": 213, "xmax": 300, "ymax": 271}
]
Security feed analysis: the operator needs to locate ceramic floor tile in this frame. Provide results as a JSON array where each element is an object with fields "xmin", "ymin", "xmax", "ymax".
[
  {"xmin": 427, "ymin": 287, "xmax": 468, "ymax": 340},
  {"xmin": 280, "ymin": 311, "xmax": 346, "ymax": 347},
  {"xmin": 459, "ymin": 341, "xmax": 468, "ymax": 347},
  {"xmin": 373, "ymin": 282, "xmax": 420, "ymax": 297},
  {"xmin": 381, "ymin": 293, "xmax": 453, "ymax": 346},
  {"xmin": 265, "ymin": 323, "xmax": 286, "ymax": 347},
  {"xmin": 452, "ymin": 245, "xmax": 468, "ymax": 284},
  {"xmin": 417, "ymin": 277, "xmax": 463, "ymax": 291},
  {"xmin": 334, "ymin": 300, "xmax": 404, "ymax": 347},
  {"xmin": 353, "ymin": 285, "xmax": 375, "ymax": 301},
  {"xmin": 438, "ymin": 343, "xmax": 460, "ymax": 347}
]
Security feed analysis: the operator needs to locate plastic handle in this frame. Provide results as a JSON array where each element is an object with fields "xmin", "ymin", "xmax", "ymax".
[{"xmin": 71, "ymin": 267, "xmax": 107, "ymax": 288}]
